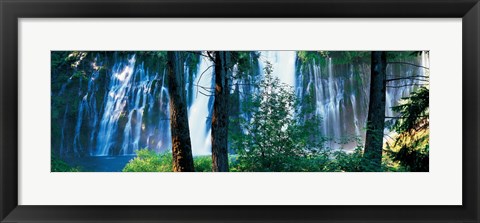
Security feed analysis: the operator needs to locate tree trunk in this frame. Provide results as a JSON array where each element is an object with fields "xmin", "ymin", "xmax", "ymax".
[
  {"xmin": 211, "ymin": 51, "xmax": 230, "ymax": 172},
  {"xmin": 363, "ymin": 51, "xmax": 387, "ymax": 171},
  {"xmin": 167, "ymin": 52, "xmax": 195, "ymax": 172}
]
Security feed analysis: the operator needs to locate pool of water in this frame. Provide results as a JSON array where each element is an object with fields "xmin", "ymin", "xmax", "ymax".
[{"xmin": 67, "ymin": 155, "xmax": 136, "ymax": 172}]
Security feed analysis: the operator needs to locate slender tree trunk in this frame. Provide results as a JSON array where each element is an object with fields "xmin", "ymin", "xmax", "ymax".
[
  {"xmin": 167, "ymin": 52, "xmax": 195, "ymax": 172},
  {"xmin": 363, "ymin": 51, "xmax": 387, "ymax": 171},
  {"xmin": 211, "ymin": 51, "xmax": 230, "ymax": 172}
]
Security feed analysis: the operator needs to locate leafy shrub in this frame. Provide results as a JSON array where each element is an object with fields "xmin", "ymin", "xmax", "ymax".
[
  {"xmin": 51, "ymin": 154, "xmax": 81, "ymax": 172},
  {"xmin": 192, "ymin": 156, "xmax": 213, "ymax": 172},
  {"xmin": 328, "ymin": 147, "xmax": 365, "ymax": 172},
  {"xmin": 231, "ymin": 62, "xmax": 325, "ymax": 172},
  {"xmin": 387, "ymin": 87, "xmax": 429, "ymax": 172},
  {"xmin": 122, "ymin": 148, "xmax": 407, "ymax": 172},
  {"xmin": 123, "ymin": 149, "xmax": 172, "ymax": 172},
  {"xmin": 122, "ymin": 149, "xmax": 214, "ymax": 172}
]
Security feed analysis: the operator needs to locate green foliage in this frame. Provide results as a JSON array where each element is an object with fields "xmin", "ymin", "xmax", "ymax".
[
  {"xmin": 72, "ymin": 70, "xmax": 88, "ymax": 80},
  {"xmin": 231, "ymin": 62, "xmax": 325, "ymax": 172},
  {"xmin": 120, "ymin": 147, "xmax": 407, "ymax": 172},
  {"xmin": 51, "ymin": 154, "xmax": 81, "ymax": 172},
  {"xmin": 123, "ymin": 149, "xmax": 173, "ymax": 172},
  {"xmin": 387, "ymin": 87, "xmax": 429, "ymax": 172},
  {"xmin": 298, "ymin": 51, "xmax": 424, "ymax": 67},
  {"xmin": 122, "ymin": 149, "xmax": 214, "ymax": 172},
  {"xmin": 328, "ymin": 51, "xmax": 370, "ymax": 64},
  {"xmin": 183, "ymin": 51, "xmax": 200, "ymax": 74},
  {"xmin": 66, "ymin": 52, "xmax": 89, "ymax": 68},
  {"xmin": 329, "ymin": 147, "xmax": 365, "ymax": 172},
  {"xmin": 391, "ymin": 87, "xmax": 429, "ymax": 134},
  {"xmin": 51, "ymin": 51, "xmax": 71, "ymax": 69},
  {"xmin": 192, "ymin": 156, "xmax": 213, "ymax": 172},
  {"xmin": 232, "ymin": 51, "xmax": 260, "ymax": 80},
  {"xmin": 298, "ymin": 51, "xmax": 370, "ymax": 65},
  {"xmin": 387, "ymin": 51, "xmax": 425, "ymax": 61},
  {"xmin": 392, "ymin": 144, "xmax": 429, "ymax": 172},
  {"xmin": 326, "ymin": 147, "xmax": 403, "ymax": 172},
  {"xmin": 297, "ymin": 51, "xmax": 325, "ymax": 64}
]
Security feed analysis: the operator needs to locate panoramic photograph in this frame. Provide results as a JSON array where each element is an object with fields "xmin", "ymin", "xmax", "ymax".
[{"xmin": 51, "ymin": 51, "xmax": 429, "ymax": 172}]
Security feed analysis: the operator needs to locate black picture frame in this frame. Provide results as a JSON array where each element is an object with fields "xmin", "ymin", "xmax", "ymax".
[{"xmin": 1, "ymin": 0, "xmax": 479, "ymax": 222}]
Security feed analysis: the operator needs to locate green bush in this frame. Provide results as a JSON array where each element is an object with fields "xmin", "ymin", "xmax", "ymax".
[
  {"xmin": 122, "ymin": 147, "xmax": 407, "ymax": 172},
  {"xmin": 387, "ymin": 87, "xmax": 429, "ymax": 172},
  {"xmin": 51, "ymin": 154, "xmax": 81, "ymax": 172},
  {"xmin": 193, "ymin": 156, "xmax": 213, "ymax": 172},
  {"xmin": 328, "ymin": 148, "xmax": 364, "ymax": 172},
  {"xmin": 122, "ymin": 149, "xmax": 215, "ymax": 172},
  {"xmin": 123, "ymin": 149, "xmax": 173, "ymax": 172},
  {"xmin": 231, "ymin": 62, "xmax": 325, "ymax": 172}
]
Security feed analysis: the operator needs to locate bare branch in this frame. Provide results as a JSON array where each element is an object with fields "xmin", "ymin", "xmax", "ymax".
[
  {"xmin": 193, "ymin": 84, "xmax": 215, "ymax": 94},
  {"xmin": 384, "ymin": 134, "xmax": 396, "ymax": 141},
  {"xmin": 195, "ymin": 64, "xmax": 214, "ymax": 97},
  {"xmin": 198, "ymin": 91, "xmax": 214, "ymax": 97},
  {"xmin": 386, "ymin": 83, "xmax": 428, "ymax": 88},
  {"xmin": 230, "ymin": 83, "xmax": 260, "ymax": 87},
  {"xmin": 385, "ymin": 115, "xmax": 428, "ymax": 119},
  {"xmin": 386, "ymin": 75, "xmax": 430, "ymax": 82},
  {"xmin": 388, "ymin": 61, "xmax": 430, "ymax": 70},
  {"xmin": 206, "ymin": 51, "xmax": 215, "ymax": 61},
  {"xmin": 193, "ymin": 84, "xmax": 214, "ymax": 90}
]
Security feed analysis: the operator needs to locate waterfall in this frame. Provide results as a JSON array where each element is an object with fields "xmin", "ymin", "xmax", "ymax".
[
  {"xmin": 62, "ymin": 52, "xmax": 215, "ymax": 157},
  {"xmin": 146, "ymin": 70, "xmax": 171, "ymax": 152},
  {"xmin": 95, "ymin": 55, "xmax": 137, "ymax": 156},
  {"xmin": 120, "ymin": 62, "xmax": 158, "ymax": 155},
  {"xmin": 259, "ymin": 51, "xmax": 297, "ymax": 88},
  {"xmin": 54, "ymin": 51, "xmax": 429, "ymax": 159},
  {"xmin": 188, "ymin": 56, "xmax": 215, "ymax": 156},
  {"xmin": 298, "ymin": 52, "xmax": 429, "ymax": 150},
  {"xmin": 93, "ymin": 54, "xmax": 174, "ymax": 156},
  {"xmin": 71, "ymin": 57, "xmax": 102, "ymax": 157}
]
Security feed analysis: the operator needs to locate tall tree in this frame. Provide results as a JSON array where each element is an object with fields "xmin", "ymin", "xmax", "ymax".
[
  {"xmin": 166, "ymin": 52, "xmax": 195, "ymax": 172},
  {"xmin": 211, "ymin": 51, "xmax": 231, "ymax": 172},
  {"xmin": 363, "ymin": 51, "xmax": 387, "ymax": 171}
]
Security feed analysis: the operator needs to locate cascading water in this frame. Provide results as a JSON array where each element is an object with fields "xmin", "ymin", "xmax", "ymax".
[
  {"xmin": 297, "ymin": 52, "xmax": 430, "ymax": 150},
  {"xmin": 188, "ymin": 56, "xmax": 215, "ymax": 155},
  {"xmin": 259, "ymin": 51, "xmax": 297, "ymax": 88},
  {"xmin": 120, "ymin": 62, "xmax": 158, "ymax": 155},
  {"xmin": 56, "ymin": 52, "xmax": 233, "ymax": 158},
  {"xmin": 71, "ymin": 57, "xmax": 102, "ymax": 157},
  {"xmin": 58, "ymin": 52, "xmax": 216, "ymax": 158},
  {"xmin": 54, "ymin": 51, "xmax": 429, "ymax": 163},
  {"xmin": 95, "ymin": 55, "xmax": 138, "ymax": 156}
]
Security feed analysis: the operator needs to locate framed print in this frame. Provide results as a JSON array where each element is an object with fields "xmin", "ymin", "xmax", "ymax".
[{"xmin": 1, "ymin": 0, "xmax": 479, "ymax": 222}]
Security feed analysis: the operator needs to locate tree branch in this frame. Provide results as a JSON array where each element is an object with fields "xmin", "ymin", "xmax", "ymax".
[
  {"xmin": 386, "ymin": 83, "xmax": 428, "ymax": 88},
  {"xmin": 195, "ymin": 64, "xmax": 214, "ymax": 97},
  {"xmin": 230, "ymin": 83, "xmax": 260, "ymax": 87},
  {"xmin": 198, "ymin": 91, "xmax": 214, "ymax": 97},
  {"xmin": 193, "ymin": 84, "xmax": 214, "ymax": 91},
  {"xmin": 206, "ymin": 51, "xmax": 215, "ymax": 61},
  {"xmin": 384, "ymin": 134, "xmax": 396, "ymax": 141},
  {"xmin": 385, "ymin": 115, "xmax": 428, "ymax": 119},
  {"xmin": 388, "ymin": 61, "xmax": 430, "ymax": 70},
  {"xmin": 386, "ymin": 75, "xmax": 430, "ymax": 82}
]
